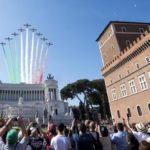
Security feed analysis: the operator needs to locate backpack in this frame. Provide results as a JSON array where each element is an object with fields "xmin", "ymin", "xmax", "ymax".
[
  {"xmin": 78, "ymin": 133, "xmax": 94, "ymax": 150},
  {"xmin": 90, "ymin": 132, "xmax": 103, "ymax": 150}
]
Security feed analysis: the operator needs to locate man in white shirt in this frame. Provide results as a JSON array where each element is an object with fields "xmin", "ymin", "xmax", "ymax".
[
  {"xmin": 51, "ymin": 123, "xmax": 70, "ymax": 150},
  {"xmin": 124, "ymin": 119, "xmax": 150, "ymax": 143},
  {"xmin": 132, "ymin": 123, "xmax": 150, "ymax": 143}
]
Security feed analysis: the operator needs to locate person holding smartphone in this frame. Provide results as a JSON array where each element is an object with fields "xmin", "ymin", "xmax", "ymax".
[{"xmin": 0, "ymin": 117, "xmax": 30, "ymax": 150}]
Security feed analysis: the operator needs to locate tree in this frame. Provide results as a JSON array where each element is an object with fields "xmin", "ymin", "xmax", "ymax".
[
  {"xmin": 89, "ymin": 79, "xmax": 111, "ymax": 119},
  {"xmin": 71, "ymin": 106, "xmax": 80, "ymax": 119},
  {"xmin": 60, "ymin": 79, "xmax": 91, "ymax": 104},
  {"xmin": 60, "ymin": 79, "xmax": 111, "ymax": 120},
  {"xmin": 60, "ymin": 79, "xmax": 91, "ymax": 120}
]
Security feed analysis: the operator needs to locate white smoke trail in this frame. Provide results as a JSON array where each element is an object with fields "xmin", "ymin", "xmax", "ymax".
[
  {"xmin": 20, "ymin": 32, "xmax": 24, "ymax": 82},
  {"xmin": 29, "ymin": 32, "xmax": 35, "ymax": 83},
  {"xmin": 25, "ymin": 28, "xmax": 29, "ymax": 83},
  {"xmin": 33, "ymin": 37, "xmax": 40, "ymax": 83}
]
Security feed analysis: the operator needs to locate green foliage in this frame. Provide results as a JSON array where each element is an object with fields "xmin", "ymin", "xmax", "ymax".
[
  {"xmin": 60, "ymin": 78, "xmax": 111, "ymax": 120},
  {"xmin": 60, "ymin": 84, "xmax": 75, "ymax": 100},
  {"xmin": 88, "ymin": 91, "xmax": 102, "ymax": 105}
]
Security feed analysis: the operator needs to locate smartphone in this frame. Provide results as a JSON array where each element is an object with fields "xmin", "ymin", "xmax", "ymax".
[{"xmin": 32, "ymin": 122, "xmax": 37, "ymax": 127}]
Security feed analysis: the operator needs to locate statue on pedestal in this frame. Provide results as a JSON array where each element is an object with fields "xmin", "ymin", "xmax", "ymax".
[{"xmin": 47, "ymin": 74, "xmax": 54, "ymax": 80}]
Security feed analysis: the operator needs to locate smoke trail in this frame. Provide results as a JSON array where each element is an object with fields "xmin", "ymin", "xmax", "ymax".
[
  {"xmin": 20, "ymin": 31, "xmax": 24, "ymax": 82},
  {"xmin": 29, "ymin": 32, "xmax": 35, "ymax": 83},
  {"xmin": 40, "ymin": 47, "xmax": 49, "ymax": 83},
  {"xmin": 14, "ymin": 36, "xmax": 20, "ymax": 83},
  {"xmin": 7, "ymin": 41, "xmax": 15, "ymax": 83},
  {"xmin": 17, "ymin": 37, "xmax": 20, "ymax": 83},
  {"xmin": 25, "ymin": 28, "xmax": 29, "ymax": 83},
  {"xmin": 1, "ymin": 45, "xmax": 11, "ymax": 82},
  {"xmin": 33, "ymin": 36, "xmax": 40, "ymax": 83},
  {"xmin": 37, "ymin": 42, "xmax": 45, "ymax": 83}
]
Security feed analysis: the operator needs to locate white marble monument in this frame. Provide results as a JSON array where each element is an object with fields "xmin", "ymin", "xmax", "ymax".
[{"xmin": 0, "ymin": 75, "xmax": 73, "ymax": 125}]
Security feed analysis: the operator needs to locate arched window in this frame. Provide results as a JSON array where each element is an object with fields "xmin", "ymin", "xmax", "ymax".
[
  {"xmin": 136, "ymin": 63, "xmax": 140, "ymax": 69},
  {"xmin": 117, "ymin": 110, "xmax": 121, "ymax": 118},
  {"xmin": 137, "ymin": 106, "xmax": 142, "ymax": 116},
  {"xmin": 145, "ymin": 56, "xmax": 150, "ymax": 64},
  {"xmin": 148, "ymin": 103, "xmax": 150, "ymax": 112},
  {"xmin": 127, "ymin": 108, "xmax": 131, "ymax": 117}
]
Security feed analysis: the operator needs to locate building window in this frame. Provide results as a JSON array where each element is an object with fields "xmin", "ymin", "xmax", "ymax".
[
  {"xmin": 120, "ymin": 84, "xmax": 127, "ymax": 97},
  {"xmin": 138, "ymin": 74, "xmax": 148, "ymax": 90},
  {"xmin": 126, "ymin": 40, "xmax": 131, "ymax": 46},
  {"xmin": 119, "ymin": 74, "xmax": 122, "ymax": 79},
  {"xmin": 137, "ymin": 106, "xmax": 142, "ymax": 116},
  {"xmin": 136, "ymin": 63, "xmax": 140, "ymax": 69},
  {"xmin": 111, "ymin": 88, "xmax": 117, "ymax": 100},
  {"xmin": 148, "ymin": 103, "xmax": 150, "ymax": 112},
  {"xmin": 129, "ymin": 79, "xmax": 137, "ymax": 94},
  {"xmin": 117, "ymin": 110, "xmax": 121, "ymax": 118},
  {"xmin": 139, "ymin": 28, "xmax": 144, "ymax": 33},
  {"xmin": 145, "ymin": 56, "xmax": 150, "ymax": 64},
  {"xmin": 127, "ymin": 69, "xmax": 130, "ymax": 75},
  {"xmin": 55, "ymin": 109, "xmax": 58, "ymax": 115},
  {"xmin": 127, "ymin": 108, "xmax": 131, "ymax": 117},
  {"xmin": 110, "ymin": 79, "xmax": 113, "ymax": 84},
  {"xmin": 121, "ymin": 27, "xmax": 127, "ymax": 32}
]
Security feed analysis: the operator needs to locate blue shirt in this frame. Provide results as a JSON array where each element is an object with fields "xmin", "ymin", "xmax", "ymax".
[{"xmin": 111, "ymin": 131, "xmax": 128, "ymax": 150}]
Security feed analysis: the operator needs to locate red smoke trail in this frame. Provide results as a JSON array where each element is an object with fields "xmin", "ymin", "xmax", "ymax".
[{"xmin": 39, "ymin": 48, "xmax": 48, "ymax": 83}]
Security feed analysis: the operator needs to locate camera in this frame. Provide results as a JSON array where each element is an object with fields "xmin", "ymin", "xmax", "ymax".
[
  {"xmin": 32, "ymin": 122, "xmax": 38, "ymax": 127},
  {"xmin": 12, "ymin": 117, "xmax": 18, "ymax": 122}
]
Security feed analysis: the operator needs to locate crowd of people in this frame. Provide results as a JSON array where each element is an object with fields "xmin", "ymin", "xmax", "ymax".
[{"xmin": 0, "ymin": 116, "xmax": 150, "ymax": 150}]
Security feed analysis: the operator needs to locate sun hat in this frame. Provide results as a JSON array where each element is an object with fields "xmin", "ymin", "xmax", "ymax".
[
  {"xmin": 6, "ymin": 129, "xmax": 18, "ymax": 145},
  {"xmin": 135, "ymin": 123, "xmax": 147, "ymax": 133}
]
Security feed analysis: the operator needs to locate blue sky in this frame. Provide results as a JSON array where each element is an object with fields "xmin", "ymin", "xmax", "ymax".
[{"xmin": 0, "ymin": 0, "xmax": 149, "ymax": 105}]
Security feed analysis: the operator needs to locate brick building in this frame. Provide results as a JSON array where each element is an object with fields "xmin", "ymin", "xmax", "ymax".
[{"xmin": 96, "ymin": 21, "xmax": 150, "ymax": 123}]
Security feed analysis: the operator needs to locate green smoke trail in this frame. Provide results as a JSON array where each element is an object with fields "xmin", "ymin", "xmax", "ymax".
[
  {"xmin": 14, "ymin": 37, "xmax": 20, "ymax": 83},
  {"xmin": 17, "ymin": 39, "xmax": 20, "ymax": 83},
  {"xmin": 8, "ymin": 42, "xmax": 16, "ymax": 83},
  {"xmin": 1, "ymin": 45, "xmax": 11, "ymax": 82}
]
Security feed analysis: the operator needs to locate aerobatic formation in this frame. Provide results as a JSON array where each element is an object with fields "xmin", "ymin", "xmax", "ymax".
[{"xmin": 0, "ymin": 24, "xmax": 52, "ymax": 84}]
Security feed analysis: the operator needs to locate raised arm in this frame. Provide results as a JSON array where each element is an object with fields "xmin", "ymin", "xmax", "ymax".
[
  {"xmin": 18, "ymin": 117, "xmax": 28, "ymax": 140},
  {"xmin": 123, "ymin": 118, "xmax": 133, "ymax": 133},
  {"xmin": 0, "ymin": 118, "xmax": 13, "ymax": 137}
]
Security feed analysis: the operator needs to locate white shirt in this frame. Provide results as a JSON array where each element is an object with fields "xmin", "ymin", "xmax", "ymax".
[
  {"xmin": 132, "ymin": 131, "xmax": 150, "ymax": 143},
  {"xmin": 51, "ymin": 135, "xmax": 70, "ymax": 150}
]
